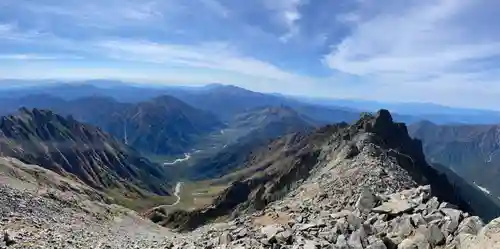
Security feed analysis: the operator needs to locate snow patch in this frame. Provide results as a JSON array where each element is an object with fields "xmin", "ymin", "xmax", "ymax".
[{"xmin": 473, "ymin": 181, "xmax": 491, "ymax": 195}]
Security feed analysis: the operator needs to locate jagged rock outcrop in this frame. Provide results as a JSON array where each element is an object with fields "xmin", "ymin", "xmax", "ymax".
[
  {"xmin": 159, "ymin": 110, "xmax": 483, "ymax": 229},
  {"xmin": 149, "ymin": 110, "xmax": 500, "ymax": 248}
]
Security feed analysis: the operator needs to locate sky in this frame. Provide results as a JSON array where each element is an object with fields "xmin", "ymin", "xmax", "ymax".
[{"xmin": 0, "ymin": 0, "xmax": 500, "ymax": 109}]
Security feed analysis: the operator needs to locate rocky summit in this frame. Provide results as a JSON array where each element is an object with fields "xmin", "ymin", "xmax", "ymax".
[{"xmin": 2, "ymin": 110, "xmax": 500, "ymax": 248}]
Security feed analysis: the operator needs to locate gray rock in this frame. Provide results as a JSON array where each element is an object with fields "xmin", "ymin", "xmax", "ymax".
[
  {"xmin": 236, "ymin": 228, "xmax": 248, "ymax": 238},
  {"xmin": 426, "ymin": 224, "xmax": 445, "ymax": 246},
  {"xmin": 391, "ymin": 215, "xmax": 414, "ymax": 238},
  {"xmin": 372, "ymin": 219, "xmax": 388, "ymax": 235},
  {"xmin": 348, "ymin": 227, "xmax": 367, "ymax": 249},
  {"xmin": 441, "ymin": 209, "xmax": 462, "ymax": 235},
  {"xmin": 3, "ymin": 231, "xmax": 15, "ymax": 247},
  {"xmin": 424, "ymin": 212, "xmax": 444, "ymax": 224},
  {"xmin": 425, "ymin": 197, "xmax": 440, "ymax": 214},
  {"xmin": 373, "ymin": 199, "xmax": 414, "ymax": 215},
  {"xmin": 334, "ymin": 218, "xmax": 348, "ymax": 234},
  {"xmin": 398, "ymin": 226, "xmax": 433, "ymax": 249},
  {"xmin": 275, "ymin": 230, "xmax": 292, "ymax": 244},
  {"xmin": 456, "ymin": 216, "xmax": 484, "ymax": 235},
  {"xmin": 346, "ymin": 213, "xmax": 363, "ymax": 230},
  {"xmin": 366, "ymin": 240, "xmax": 387, "ymax": 249},
  {"xmin": 303, "ymin": 239, "xmax": 319, "ymax": 249},
  {"xmin": 439, "ymin": 202, "xmax": 458, "ymax": 210},
  {"xmin": 218, "ymin": 232, "xmax": 232, "ymax": 245},
  {"xmin": 356, "ymin": 188, "xmax": 378, "ymax": 213},
  {"xmin": 260, "ymin": 224, "xmax": 283, "ymax": 244},
  {"xmin": 336, "ymin": 234, "xmax": 350, "ymax": 249},
  {"xmin": 399, "ymin": 235, "xmax": 430, "ymax": 249},
  {"xmin": 455, "ymin": 217, "xmax": 500, "ymax": 249},
  {"xmin": 298, "ymin": 223, "xmax": 318, "ymax": 231},
  {"xmin": 384, "ymin": 233, "xmax": 403, "ymax": 249},
  {"xmin": 330, "ymin": 210, "xmax": 353, "ymax": 220},
  {"xmin": 410, "ymin": 213, "xmax": 427, "ymax": 227}
]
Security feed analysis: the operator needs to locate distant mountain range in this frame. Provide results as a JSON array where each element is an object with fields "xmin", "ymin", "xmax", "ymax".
[
  {"xmin": 0, "ymin": 95, "xmax": 224, "ymax": 156},
  {"xmin": 0, "ymin": 108, "xmax": 172, "ymax": 197},
  {"xmin": 2, "ymin": 80, "xmax": 500, "ymax": 124},
  {"xmin": 409, "ymin": 121, "xmax": 500, "ymax": 198},
  {"xmin": 299, "ymin": 96, "xmax": 500, "ymax": 124},
  {"xmin": 2, "ymin": 81, "xmax": 500, "ymax": 201}
]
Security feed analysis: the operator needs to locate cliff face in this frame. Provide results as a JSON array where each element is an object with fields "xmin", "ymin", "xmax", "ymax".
[
  {"xmin": 0, "ymin": 108, "xmax": 172, "ymax": 196},
  {"xmin": 409, "ymin": 121, "xmax": 500, "ymax": 200}
]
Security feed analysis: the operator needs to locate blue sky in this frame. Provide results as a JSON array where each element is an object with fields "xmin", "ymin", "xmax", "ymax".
[{"xmin": 0, "ymin": 0, "xmax": 500, "ymax": 109}]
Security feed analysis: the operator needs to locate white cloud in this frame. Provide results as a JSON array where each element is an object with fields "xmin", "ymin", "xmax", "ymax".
[
  {"xmin": 320, "ymin": 0, "xmax": 500, "ymax": 108},
  {"xmin": 324, "ymin": 0, "xmax": 500, "ymax": 77},
  {"xmin": 96, "ymin": 39, "xmax": 308, "ymax": 81},
  {"xmin": 264, "ymin": 0, "xmax": 305, "ymax": 42},
  {"xmin": 8, "ymin": 0, "xmax": 171, "ymax": 30},
  {"xmin": 0, "ymin": 54, "xmax": 83, "ymax": 60},
  {"xmin": 0, "ymin": 23, "xmax": 14, "ymax": 33}
]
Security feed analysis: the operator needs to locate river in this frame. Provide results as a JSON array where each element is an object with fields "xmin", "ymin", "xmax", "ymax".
[
  {"xmin": 166, "ymin": 182, "xmax": 182, "ymax": 207},
  {"xmin": 163, "ymin": 153, "xmax": 191, "ymax": 166}
]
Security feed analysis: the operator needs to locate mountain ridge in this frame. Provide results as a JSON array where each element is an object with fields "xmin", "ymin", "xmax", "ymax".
[
  {"xmin": 0, "ymin": 94, "xmax": 224, "ymax": 157},
  {"xmin": 155, "ymin": 110, "xmax": 499, "ymax": 234},
  {"xmin": 0, "ymin": 108, "xmax": 172, "ymax": 198},
  {"xmin": 1, "ymin": 109, "xmax": 500, "ymax": 248}
]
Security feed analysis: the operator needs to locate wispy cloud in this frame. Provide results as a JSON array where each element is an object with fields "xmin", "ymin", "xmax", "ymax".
[
  {"xmin": 96, "ymin": 39, "xmax": 307, "ymax": 81},
  {"xmin": 4, "ymin": 0, "xmax": 171, "ymax": 31},
  {"xmin": 263, "ymin": 0, "xmax": 306, "ymax": 42},
  {"xmin": 0, "ymin": 54, "xmax": 83, "ymax": 60},
  {"xmin": 324, "ymin": 0, "xmax": 500, "ymax": 78},
  {"xmin": 0, "ymin": 23, "xmax": 14, "ymax": 33},
  {"xmin": 0, "ymin": 22, "xmax": 44, "ymax": 41}
]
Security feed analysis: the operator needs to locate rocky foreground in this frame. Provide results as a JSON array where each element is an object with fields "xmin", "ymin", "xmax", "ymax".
[
  {"xmin": 180, "ymin": 116, "xmax": 500, "ymax": 249},
  {"xmin": 2, "ymin": 111, "xmax": 500, "ymax": 248}
]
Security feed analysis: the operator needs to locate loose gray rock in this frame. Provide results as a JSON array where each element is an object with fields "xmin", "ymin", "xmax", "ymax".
[
  {"xmin": 219, "ymin": 231, "xmax": 232, "ymax": 245},
  {"xmin": 373, "ymin": 199, "xmax": 414, "ymax": 215},
  {"xmin": 356, "ymin": 188, "xmax": 378, "ymax": 213},
  {"xmin": 427, "ymin": 224, "xmax": 445, "ymax": 246},
  {"xmin": 456, "ymin": 216, "xmax": 484, "ymax": 235}
]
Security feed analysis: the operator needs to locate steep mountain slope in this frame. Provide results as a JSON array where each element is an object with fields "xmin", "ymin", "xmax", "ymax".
[
  {"xmin": 102, "ymin": 96, "xmax": 224, "ymax": 156},
  {"xmin": 157, "ymin": 110, "xmax": 500, "ymax": 233},
  {"xmin": 409, "ymin": 121, "xmax": 500, "ymax": 197},
  {"xmin": 0, "ymin": 95, "xmax": 224, "ymax": 156},
  {"xmin": 0, "ymin": 156, "xmax": 180, "ymax": 249},
  {"xmin": 187, "ymin": 106, "xmax": 316, "ymax": 179},
  {"xmin": 0, "ymin": 108, "xmax": 172, "ymax": 197}
]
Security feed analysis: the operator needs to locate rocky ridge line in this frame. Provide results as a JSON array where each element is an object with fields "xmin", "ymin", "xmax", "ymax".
[
  {"xmin": 2, "ymin": 110, "xmax": 500, "ymax": 248},
  {"xmin": 158, "ymin": 110, "xmax": 500, "ymax": 248}
]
